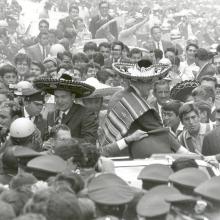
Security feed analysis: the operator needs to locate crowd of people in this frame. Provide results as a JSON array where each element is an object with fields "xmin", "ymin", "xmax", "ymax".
[{"xmin": 1, "ymin": 0, "xmax": 220, "ymax": 219}]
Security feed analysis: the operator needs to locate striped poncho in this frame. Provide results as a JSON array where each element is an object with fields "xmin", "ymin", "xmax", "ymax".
[{"xmin": 100, "ymin": 88, "xmax": 151, "ymax": 146}]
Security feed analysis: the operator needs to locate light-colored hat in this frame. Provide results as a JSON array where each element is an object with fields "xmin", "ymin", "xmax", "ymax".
[{"xmin": 83, "ymin": 77, "xmax": 122, "ymax": 98}]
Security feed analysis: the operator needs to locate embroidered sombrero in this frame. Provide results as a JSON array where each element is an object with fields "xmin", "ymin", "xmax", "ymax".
[
  {"xmin": 170, "ymin": 80, "xmax": 200, "ymax": 102},
  {"xmin": 112, "ymin": 59, "xmax": 171, "ymax": 82},
  {"xmin": 33, "ymin": 77, "xmax": 95, "ymax": 98}
]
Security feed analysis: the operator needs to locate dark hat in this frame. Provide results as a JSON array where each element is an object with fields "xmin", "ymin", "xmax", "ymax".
[
  {"xmin": 170, "ymin": 80, "xmax": 200, "ymax": 102},
  {"xmin": 13, "ymin": 146, "xmax": 42, "ymax": 167},
  {"xmin": 33, "ymin": 77, "xmax": 95, "ymax": 98},
  {"xmin": 169, "ymin": 168, "xmax": 209, "ymax": 192},
  {"xmin": 136, "ymin": 185, "xmax": 179, "ymax": 218},
  {"xmin": 27, "ymin": 155, "xmax": 67, "ymax": 180},
  {"xmin": 88, "ymin": 173, "xmax": 134, "ymax": 205},
  {"xmin": 112, "ymin": 60, "xmax": 171, "ymax": 82},
  {"xmin": 22, "ymin": 88, "xmax": 44, "ymax": 102},
  {"xmin": 138, "ymin": 164, "xmax": 173, "ymax": 190},
  {"xmin": 194, "ymin": 176, "xmax": 220, "ymax": 202}
]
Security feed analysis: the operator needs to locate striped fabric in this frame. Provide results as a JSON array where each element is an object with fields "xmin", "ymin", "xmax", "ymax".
[{"xmin": 100, "ymin": 89, "xmax": 151, "ymax": 145}]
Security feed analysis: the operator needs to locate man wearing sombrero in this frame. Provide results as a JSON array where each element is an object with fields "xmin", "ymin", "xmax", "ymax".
[
  {"xmin": 100, "ymin": 60, "xmax": 189, "ymax": 158},
  {"xmin": 34, "ymin": 75, "xmax": 98, "ymax": 144}
]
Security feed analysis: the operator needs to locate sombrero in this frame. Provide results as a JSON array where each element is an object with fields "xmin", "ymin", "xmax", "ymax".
[
  {"xmin": 112, "ymin": 59, "xmax": 171, "ymax": 82},
  {"xmin": 170, "ymin": 80, "xmax": 200, "ymax": 102},
  {"xmin": 82, "ymin": 77, "xmax": 122, "ymax": 98},
  {"xmin": 33, "ymin": 77, "xmax": 95, "ymax": 98}
]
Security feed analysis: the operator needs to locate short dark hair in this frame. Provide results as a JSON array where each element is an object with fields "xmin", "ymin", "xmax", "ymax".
[
  {"xmin": 179, "ymin": 103, "xmax": 199, "ymax": 122},
  {"xmin": 130, "ymin": 48, "xmax": 142, "ymax": 57},
  {"xmin": 162, "ymin": 100, "xmax": 183, "ymax": 116},
  {"xmin": 0, "ymin": 64, "xmax": 17, "ymax": 77},
  {"xmin": 111, "ymin": 41, "xmax": 124, "ymax": 51},
  {"xmin": 195, "ymin": 48, "xmax": 209, "ymax": 61},
  {"xmin": 83, "ymin": 42, "xmax": 98, "ymax": 53},
  {"xmin": 217, "ymin": 44, "xmax": 220, "ymax": 53},
  {"xmin": 99, "ymin": 1, "xmax": 109, "ymax": 8},
  {"xmin": 186, "ymin": 43, "xmax": 199, "ymax": 51},
  {"xmin": 192, "ymin": 85, "xmax": 215, "ymax": 103},
  {"xmin": 150, "ymin": 26, "xmax": 161, "ymax": 35},
  {"xmin": 39, "ymin": 19, "xmax": 49, "ymax": 28},
  {"xmin": 14, "ymin": 53, "xmax": 32, "ymax": 67},
  {"xmin": 57, "ymin": 51, "xmax": 72, "ymax": 61},
  {"xmin": 98, "ymin": 42, "xmax": 111, "ymax": 50},
  {"xmin": 96, "ymin": 69, "xmax": 113, "ymax": 83}
]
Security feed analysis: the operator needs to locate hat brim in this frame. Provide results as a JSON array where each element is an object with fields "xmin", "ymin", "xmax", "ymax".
[
  {"xmin": 112, "ymin": 62, "xmax": 171, "ymax": 82},
  {"xmin": 83, "ymin": 87, "xmax": 122, "ymax": 99},
  {"xmin": 170, "ymin": 80, "xmax": 200, "ymax": 102},
  {"xmin": 34, "ymin": 78, "xmax": 95, "ymax": 98}
]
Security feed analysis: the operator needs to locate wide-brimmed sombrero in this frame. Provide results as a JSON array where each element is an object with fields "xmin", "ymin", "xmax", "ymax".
[
  {"xmin": 170, "ymin": 80, "xmax": 200, "ymax": 102},
  {"xmin": 33, "ymin": 77, "xmax": 95, "ymax": 98},
  {"xmin": 82, "ymin": 77, "xmax": 122, "ymax": 99},
  {"xmin": 112, "ymin": 59, "xmax": 171, "ymax": 82}
]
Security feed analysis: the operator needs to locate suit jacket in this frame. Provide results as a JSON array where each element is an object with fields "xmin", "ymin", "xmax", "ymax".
[
  {"xmin": 202, "ymin": 127, "xmax": 220, "ymax": 156},
  {"xmin": 47, "ymin": 103, "xmax": 98, "ymax": 144},
  {"xmin": 26, "ymin": 43, "xmax": 50, "ymax": 62},
  {"xmin": 89, "ymin": 14, "xmax": 118, "ymax": 39}
]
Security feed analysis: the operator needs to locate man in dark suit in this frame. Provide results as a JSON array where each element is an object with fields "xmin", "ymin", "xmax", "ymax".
[
  {"xmin": 56, "ymin": 4, "xmax": 79, "ymax": 39},
  {"xmin": 89, "ymin": 1, "xmax": 118, "ymax": 39},
  {"xmin": 34, "ymin": 76, "xmax": 98, "ymax": 144},
  {"xmin": 22, "ymin": 88, "xmax": 49, "ymax": 141},
  {"xmin": 150, "ymin": 26, "xmax": 174, "ymax": 56},
  {"xmin": 26, "ymin": 32, "xmax": 50, "ymax": 63}
]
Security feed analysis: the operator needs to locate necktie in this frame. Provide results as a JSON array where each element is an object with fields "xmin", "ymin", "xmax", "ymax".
[
  {"xmin": 157, "ymin": 42, "xmax": 160, "ymax": 49},
  {"xmin": 42, "ymin": 46, "xmax": 46, "ymax": 60}
]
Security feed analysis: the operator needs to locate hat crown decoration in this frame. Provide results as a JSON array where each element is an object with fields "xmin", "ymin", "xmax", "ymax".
[{"xmin": 112, "ymin": 61, "xmax": 171, "ymax": 82}]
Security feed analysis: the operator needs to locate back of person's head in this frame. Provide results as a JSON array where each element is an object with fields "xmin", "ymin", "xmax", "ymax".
[
  {"xmin": 195, "ymin": 48, "xmax": 210, "ymax": 61},
  {"xmin": 179, "ymin": 103, "xmax": 199, "ymax": 122},
  {"xmin": 96, "ymin": 69, "xmax": 113, "ymax": 83},
  {"xmin": 0, "ymin": 200, "xmax": 15, "ymax": 220},
  {"xmin": 192, "ymin": 85, "xmax": 215, "ymax": 103},
  {"xmin": 0, "ymin": 187, "xmax": 32, "ymax": 216},
  {"xmin": 78, "ymin": 198, "xmax": 96, "ymax": 220},
  {"xmin": 54, "ymin": 138, "xmax": 82, "ymax": 161},
  {"xmin": 46, "ymin": 192, "xmax": 82, "ymax": 220}
]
